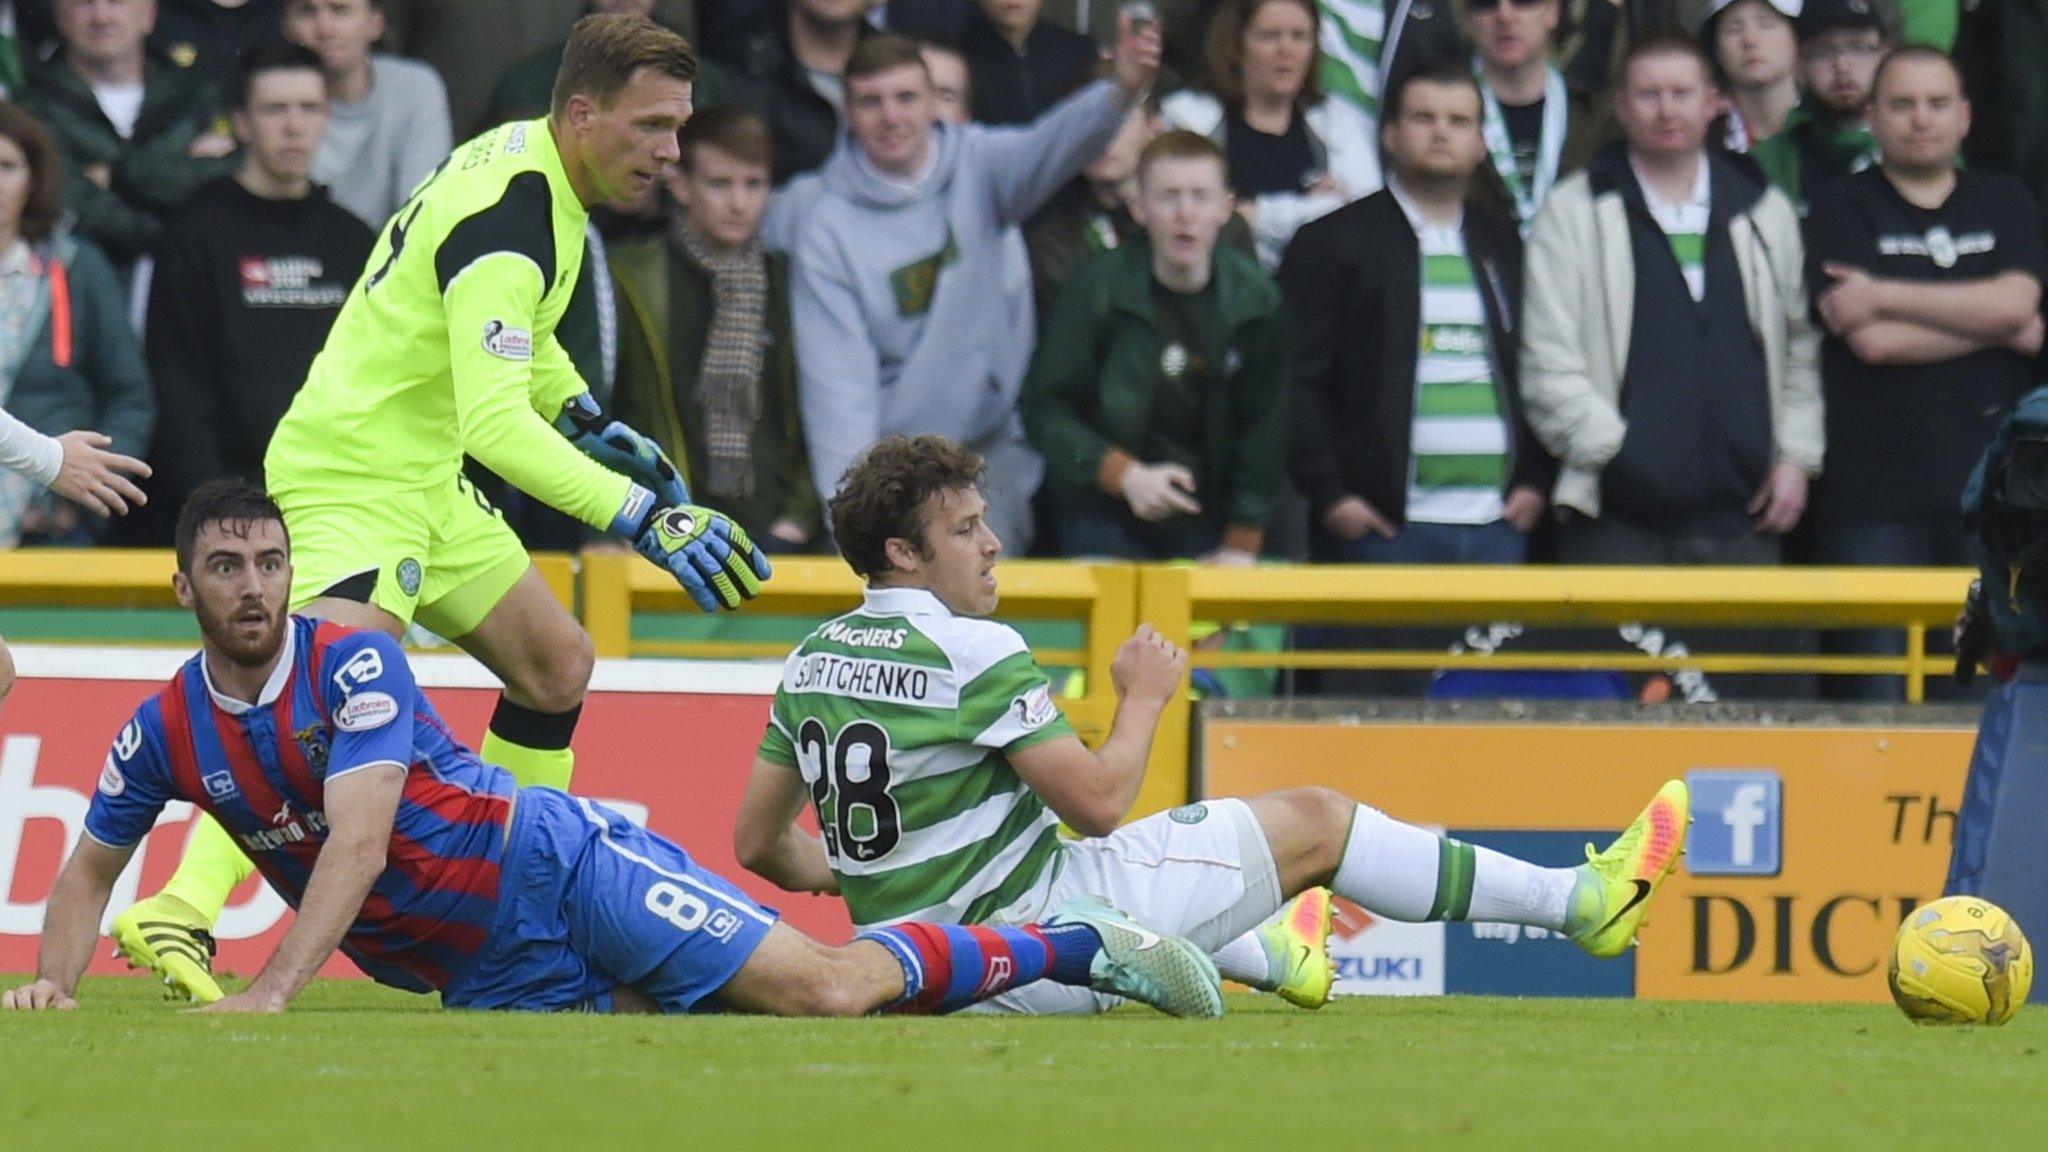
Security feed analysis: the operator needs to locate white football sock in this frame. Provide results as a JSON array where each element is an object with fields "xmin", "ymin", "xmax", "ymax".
[
  {"xmin": 1210, "ymin": 932, "xmax": 1275, "ymax": 990},
  {"xmin": 1467, "ymin": 846, "xmax": 1578, "ymax": 931},
  {"xmin": 1332, "ymin": 803, "xmax": 1578, "ymax": 928},
  {"xmin": 1330, "ymin": 804, "xmax": 1443, "ymax": 922}
]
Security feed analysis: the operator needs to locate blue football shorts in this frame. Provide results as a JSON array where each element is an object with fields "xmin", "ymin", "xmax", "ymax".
[{"xmin": 441, "ymin": 787, "xmax": 779, "ymax": 1013}]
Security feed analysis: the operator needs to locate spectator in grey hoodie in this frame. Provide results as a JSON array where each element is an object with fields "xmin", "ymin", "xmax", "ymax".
[
  {"xmin": 790, "ymin": 18, "xmax": 1161, "ymax": 551},
  {"xmin": 284, "ymin": 0, "xmax": 450, "ymax": 228}
]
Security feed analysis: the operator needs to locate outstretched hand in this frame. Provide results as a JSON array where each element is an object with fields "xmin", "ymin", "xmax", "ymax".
[{"xmin": 50, "ymin": 431, "xmax": 150, "ymax": 517}]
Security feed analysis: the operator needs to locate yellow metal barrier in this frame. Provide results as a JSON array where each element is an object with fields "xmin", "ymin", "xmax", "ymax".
[
  {"xmin": 579, "ymin": 553, "xmax": 1137, "ymax": 744},
  {"xmin": 0, "ymin": 551, "xmax": 1979, "ymax": 819},
  {"xmin": 1130, "ymin": 564, "xmax": 1975, "ymax": 815},
  {"xmin": 0, "ymin": 550, "xmax": 577, "ymax": 639}
]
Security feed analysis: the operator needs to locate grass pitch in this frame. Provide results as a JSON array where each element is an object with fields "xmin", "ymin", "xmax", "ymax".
[{"xmin": 4, "ymin": 978, "xmax": 2044, "ymax": 1150}]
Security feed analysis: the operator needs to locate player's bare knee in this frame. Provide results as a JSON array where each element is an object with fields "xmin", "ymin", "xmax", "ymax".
[
  {"xmin": 1253, "ymin": 787, "xmax": 1353, "ymax": 887},
  {"xmin": 805, "ymin": 979, "xmax": 875, "ymax": 1019},
  {"xmin": 771, "ymin": 963, "xmax": 873, "ymax": 1018},
  {"xmin": 545, "ymin": 628, "xmax": 596, "ymax": 702},
  {"xmin": 511, "ymin": 630, "xmax": 593, "ymax": 713},
  {"xmin": 1277, "ymin": 787, "xmax": 1353, "ymax": 839}
]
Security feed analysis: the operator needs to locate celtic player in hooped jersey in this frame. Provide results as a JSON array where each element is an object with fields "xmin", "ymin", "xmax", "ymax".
[
  {"xmin": 737, "ymin": 436, "xmax": 1695, "ymax": 1012},
  {"xmin": 108, "ymin": 15, "xmax": 769, "ymax": 1004}
]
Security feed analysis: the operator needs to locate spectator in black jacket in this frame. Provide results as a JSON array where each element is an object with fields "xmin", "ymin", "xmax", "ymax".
[
  {"xmin": 717, "ymin": 0, "xmax": 876, "ymax": 185},
  {"xmin": 1281, "ymin": 61, "xmax": 1551, "ymax": 565},
  {"xmin": 24, "ymin": 0, "xmax": 241, "ymax": 276},
  {"xmin": 960, "ymin": 0, "xmax": 1097, "ymax": 125},
  {"xmin": 131, "ymin": 40, "xmax": 372, "ymax": 539},
  {"xmin": 150, "ymin": 0, "xmax": 286, "ymax": 90}
]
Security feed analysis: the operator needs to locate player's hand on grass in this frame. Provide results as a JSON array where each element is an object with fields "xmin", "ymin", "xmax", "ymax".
[
  {"xmin": 2, "ymin": 979, "xmax": 76, "ymax": 1011},
  {"xmin": 633, "ymin": 504, "xmax": 773, "ymax": 613},
  {"xmin": 1111, "ymin": 623, "xmax": 1187, "ymax": 710},
  {"xmin": 51, "ymin": 431, "xmax": 150, "ymax": 517}
]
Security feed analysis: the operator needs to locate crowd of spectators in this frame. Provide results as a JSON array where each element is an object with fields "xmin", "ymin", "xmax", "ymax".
[{"xmin": 0, "ymin": 0, "xmax": 2044, "ymax": 698}]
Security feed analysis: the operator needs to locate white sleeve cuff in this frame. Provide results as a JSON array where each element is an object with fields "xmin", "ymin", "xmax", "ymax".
[
  {"xmin": 80, "ymin": 826, "xmax": 138, "ymax": 851},
  {"xmin": 0, "ymin": 406, "xmax": 62, "ymax": 487},
  {"xmin": 322, "ymin": 758, "xmax": 408, "ymax": 784}
]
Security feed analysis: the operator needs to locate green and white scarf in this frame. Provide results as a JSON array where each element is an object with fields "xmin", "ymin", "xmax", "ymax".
[{"xmin": 1477, "ymin": 64, "xmax": 1568, "ymax": 235}]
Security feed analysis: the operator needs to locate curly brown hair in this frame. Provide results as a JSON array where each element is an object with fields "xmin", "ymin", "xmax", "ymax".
[
  {"xmin": 0, "ymin": 104, "xmax": 64, "ymax": 243},
  {"xmin": 829, "ymin": 436, "xmax": 986, "ymax": 582},
  {"xmin": 1200, "ymin": 0, "xmax": 1324, "ymax": 111}
]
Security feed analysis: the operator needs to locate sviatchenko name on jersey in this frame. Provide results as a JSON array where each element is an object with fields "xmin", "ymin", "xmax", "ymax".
[{"xmin": 785, "ymin": 652, "xmax": 958, "ymax": 707}]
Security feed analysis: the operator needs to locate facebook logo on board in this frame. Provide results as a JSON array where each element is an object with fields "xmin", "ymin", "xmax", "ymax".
[{"xmin": 1684, "ymin": 770, "xmax": 1782, "ymax": 877}]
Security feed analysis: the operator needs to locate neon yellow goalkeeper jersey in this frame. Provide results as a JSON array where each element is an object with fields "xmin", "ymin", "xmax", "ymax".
[{"xmin": 265, "ymin": 118, "xmax": 631, "ymax": 530}]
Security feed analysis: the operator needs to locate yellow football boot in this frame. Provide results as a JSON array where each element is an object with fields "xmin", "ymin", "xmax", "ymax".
[{"xmin": 1568, "ymin": 780, "xmax": 1690, "ymax": 959}]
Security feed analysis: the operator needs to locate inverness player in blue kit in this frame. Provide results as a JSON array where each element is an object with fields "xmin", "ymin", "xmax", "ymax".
[{"xmin": 4, "ymin": 481, "xmax": 1222, "ymax": 1018}]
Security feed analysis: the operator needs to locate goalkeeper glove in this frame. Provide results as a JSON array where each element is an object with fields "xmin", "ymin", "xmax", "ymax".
[
  {"xmin": 611, "ymin": 486, "xmax": 772, "ymax": 612},
  {"xmin": 556, "ymin": 392, "xmax": 691, "ymax": 509}
]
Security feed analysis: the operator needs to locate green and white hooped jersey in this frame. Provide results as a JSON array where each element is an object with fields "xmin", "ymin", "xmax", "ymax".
[
  {"xmin": 757, "ymin": 587, "xmax": 1076, "ymax": 930},
  {"xmin": 1638, "ymin": 159, "xmax": 1712, "ymax": 302},
  {"xmin": 1409, "ymin": 223, "xmax": 1509, "ymax": 525}
]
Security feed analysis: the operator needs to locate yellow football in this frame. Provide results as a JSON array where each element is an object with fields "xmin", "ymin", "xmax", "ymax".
[{"xmin": 1888, "ymin": 896, "xmax": 2033, "ymax": 1025}]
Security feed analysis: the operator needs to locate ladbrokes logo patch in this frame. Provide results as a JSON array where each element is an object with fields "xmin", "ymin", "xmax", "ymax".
[
  {"xmin": 1011, "ymin": 684, "xmax": 1057, "ymax": 730},
  {"xmin": 482, "ymin": 319, "xmax": 533, "ymax": 361},
  {"xmin": 335, "ymin": 691, "xmax": 399, "ymax": 732},
  {"xmin": 96, "ymin": 756, "xmax": 124, "ymax": 797}
]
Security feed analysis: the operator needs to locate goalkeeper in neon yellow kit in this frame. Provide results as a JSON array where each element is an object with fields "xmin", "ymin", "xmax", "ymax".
[{"xmin": 110, "ymin": 14, "xmax": 769, "ymax": 1002}]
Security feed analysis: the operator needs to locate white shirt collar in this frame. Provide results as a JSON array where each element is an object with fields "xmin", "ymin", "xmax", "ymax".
[
  {"xmin": 202, "ymin": 619, "xmax": 297, "ymax": 716},
  {"xmin": 1629, "ymin": 150, "xmax": 1712, "ymax": 213},
  {"xmin": 860, "ymin": 585, "xmax": 950, "ymax": 618},
  {"xmin": 1386, "ymin": 174, "xmax": 1464, "ymax": 235}
]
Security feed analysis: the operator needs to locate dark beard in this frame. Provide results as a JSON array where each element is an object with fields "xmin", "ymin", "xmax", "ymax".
[{"xmin": 199, "ymin": 601, "xmax": 287, "ymax": 668}]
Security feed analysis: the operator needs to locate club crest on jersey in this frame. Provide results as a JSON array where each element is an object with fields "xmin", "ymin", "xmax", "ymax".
[
  {"xmin": 481, "ymin": 319, "xmax": 533, "ymax": 361},
  {"xmin": 397, "ymin": 558, "xmax": 423, "ymax": 597},
  {"xmin": 336, "ymin": 691, "xmax": 400, "ymax": 732},
  {"xmin": 294, "ymin": 724, "xmax": 333, "ymax": 774}
]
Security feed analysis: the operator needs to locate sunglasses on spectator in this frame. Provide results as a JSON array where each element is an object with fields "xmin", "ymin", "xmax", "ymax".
[{"xmin": 1465, "ymin": 0, "xmax": 1551, "ymax": 11}]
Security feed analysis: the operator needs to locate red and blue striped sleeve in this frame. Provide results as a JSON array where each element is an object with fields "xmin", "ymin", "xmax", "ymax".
[
  {"xmin": 317, "ymin": 630, "xmax": 419, "ymax": 782},
  {"xmin": 83, "ymin": 704, "xmax": 176, "ymax": 849}
]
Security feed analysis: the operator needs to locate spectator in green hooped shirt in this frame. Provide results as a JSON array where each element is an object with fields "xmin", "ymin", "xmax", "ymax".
[{"xmin": 1750, "ymin": 0, "xmax": 1889, "ymax": 215}]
